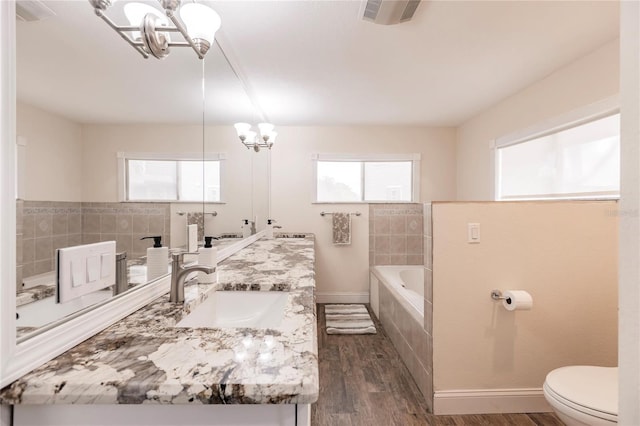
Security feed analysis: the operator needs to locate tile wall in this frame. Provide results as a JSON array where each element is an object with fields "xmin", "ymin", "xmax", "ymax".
[
  {"xmin": 81, "ymin": 202, "xmax": 171, "ymax": 259},
  {"xmin": 16, "ymin": 201, "xmax": 171, "ymax": 288},
  {"xmin": 423, "ymin": 202, "xmax": 434, "ymax": 410},
  {"xmin": 16, "ymin": 200, "xmax": 23, "ymax": 293},
  {"xmin": 375, "ymin": 202, "xmax": 434, "ymax": 412},
  {"xmin": 379, "ymin": 284, "xmax": 432, "ymax": 411},
  {"xmin": 369, "ymin": 203, "xmax": 424, "ymax": 265},
  {"xmin": 19, "ymin": 201, "xmax": 83, "ymax": 290}
]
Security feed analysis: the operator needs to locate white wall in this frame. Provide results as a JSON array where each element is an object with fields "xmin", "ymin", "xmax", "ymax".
[
  {"xmin": 270, "ymin": 126, "xmax": 456, "ymax": 298},
  {"xmin": 456, "ymin": 39, "xmax": 620, "ymax": 201},
  {"xmin": 432, "ymin": 201, "xmax": 618, "ymax": 412},
  {"xmin": 17, "ymin": 102, "xmax": 83, "ymax": 202}
]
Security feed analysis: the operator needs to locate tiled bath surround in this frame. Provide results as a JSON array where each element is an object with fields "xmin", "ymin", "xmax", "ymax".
[
  {"xmin": 369, "ymin": 203, "xmax": 424, "ymax": 265},
  {"xmin": 423, "ymin": 202, "xmax": 434, "ymax": 410},
  {"xmin": 16, "ymin": 201, "xmax": 171, "ymax": 288},
  {"xmin": 378, "ymin": 283, "xmax": 433, "ymax": 411},
  {"xmin": 372, "ymin": 202, "xmax": 434, "ymax": 412}
]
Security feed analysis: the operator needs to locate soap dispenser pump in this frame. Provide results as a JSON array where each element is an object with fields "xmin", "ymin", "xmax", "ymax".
[
  {"xmin": 198, "ymin": 236, "xmax": 218, "ymax": 284},
  {"xmin": 141, "ymin": 236, "xmax": 168, "ymax": 281}
]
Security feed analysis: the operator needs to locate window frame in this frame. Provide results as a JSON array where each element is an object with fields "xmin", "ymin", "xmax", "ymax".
[
  {"xmin": 117, "ymin": 151, "xmax": 226, "ymax": 203},
  {"xmin": 493, "ymin": 96, "xmax": 620, "ymax": 201},
  {"xmin": 311, "ymin": 153, "xmax": 420, "ymax": 203}
]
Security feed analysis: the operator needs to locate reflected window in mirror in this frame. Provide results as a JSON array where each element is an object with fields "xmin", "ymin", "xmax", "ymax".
[{"xmin": 118, "ymin": 152, "xmax": 225, "ymax": 202}]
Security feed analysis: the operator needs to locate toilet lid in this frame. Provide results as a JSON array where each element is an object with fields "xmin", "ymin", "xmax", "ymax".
[{"xmin": 545, "ymin": 366, "xmax": 618, "ymax": 417}]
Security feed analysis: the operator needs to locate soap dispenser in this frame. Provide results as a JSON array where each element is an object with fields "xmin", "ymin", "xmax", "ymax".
[
  {"xmin": 242, "ymin": 219, "xmax": 251, "ymax": 238},
  {"xmin": 265, "ymin": 219, "xmax": 275, "ymax": 239},
  {"xmin": 198, "ymin": 236, "xmax": 218, "ymax": 284},
  {"xmin": 141, "ymin": 236, "xmax": 168, "ymax": 281}
]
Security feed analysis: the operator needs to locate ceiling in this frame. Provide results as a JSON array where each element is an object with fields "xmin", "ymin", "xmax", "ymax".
[{"xmin": 16, "ymin": 0, "xmax": 620, "ymax": 126}]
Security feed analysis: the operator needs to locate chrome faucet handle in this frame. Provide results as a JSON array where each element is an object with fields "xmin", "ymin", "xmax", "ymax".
[{"xmin": 171, "ymin": 251, "xmax": 200, "ymax": 263}]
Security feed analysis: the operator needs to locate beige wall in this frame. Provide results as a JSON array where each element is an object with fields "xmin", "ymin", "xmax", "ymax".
[
  {"xmin": 456, "ymin": 39, "xmax": 620, "ymax": 201},
  {"xmin": 270, "ymin": 126, "xmax": 456, "ymax": 297},
  {"xmin": 17, "ymin": 102, "xmax": 83, "ymax": 202},
  {"xmin": 80, "ymin": 124, "xmax": 265, "ymax": 238},
  {"xmin": 21, "ymin": 119, "xmax": 457, "ymax": 297},
  {"xmin": 432, "ymin": 201, "xmax": 618, "ymax": 392}
]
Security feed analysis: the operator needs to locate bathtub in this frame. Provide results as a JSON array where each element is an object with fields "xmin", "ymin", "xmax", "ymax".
[
  {"xmin": 370, "ymin": 265, "xmax": 431, "ymax": 406},
  {"xmin": 371, "ymin": 265, "xmax": 424, "ymax": 324}
]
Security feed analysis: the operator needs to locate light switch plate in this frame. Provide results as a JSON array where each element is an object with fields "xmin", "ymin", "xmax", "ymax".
[
  {"xmin": 56, "ymin": 241, "xmax": 116, "ymax": 303},
  {"xmin": 467, "ymin": 223, "xmax": 480, "ymax": 243}
]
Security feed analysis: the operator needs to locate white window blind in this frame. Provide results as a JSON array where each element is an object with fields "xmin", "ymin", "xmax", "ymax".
[{"xmin": 495, "ymin": 104, "xmax": 620, "ymax": 201}]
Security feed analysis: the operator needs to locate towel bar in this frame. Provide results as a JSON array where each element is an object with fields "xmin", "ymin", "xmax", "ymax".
[
  {"xmin": 176, "ymin": 211, "xmax": 218, "ymax": 216},
  {"xmin": 320, "ymin": 211, "xmax": 361, "ymax": 217}
]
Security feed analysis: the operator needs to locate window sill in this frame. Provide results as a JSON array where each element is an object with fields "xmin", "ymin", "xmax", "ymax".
[{"xmin": 312, "ymin": 200, "xmax": 419, "ymax": 204}]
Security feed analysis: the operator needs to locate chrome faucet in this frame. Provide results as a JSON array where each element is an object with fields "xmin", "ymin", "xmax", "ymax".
[
  {"xmin": 170, "ymin": 252, "xmax": 216, "ymax": 303},
  {"xmin": 113, "ymin": 251, "xmax": 128, "ymax": 296}
]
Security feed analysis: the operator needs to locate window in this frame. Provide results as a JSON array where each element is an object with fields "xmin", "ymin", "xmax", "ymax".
[
  {"xmin": 313, "ymin": 154, "xmax": 419, "ymax": 202},
  {"xmin": 495, "ymin": 98, "xmax": 620, "ymax": 201},
  {"xmin": 118, "ymin": 152, "xmax": 223, "ymax": 202}
]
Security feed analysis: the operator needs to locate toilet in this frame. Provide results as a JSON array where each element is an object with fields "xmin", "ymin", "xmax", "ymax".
[{"xmin": 543, "ymin": 366, "xmax": 618, "ymax": 425}]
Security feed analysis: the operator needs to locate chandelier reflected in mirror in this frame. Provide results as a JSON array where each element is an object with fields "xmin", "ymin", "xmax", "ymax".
[
  {"xmin": 234, "ymin": 123, "xmax": 278, "ymax": 152},
  {"xmin": 89, "ymin": 0, "xmax": 221, "ymax": 59}
]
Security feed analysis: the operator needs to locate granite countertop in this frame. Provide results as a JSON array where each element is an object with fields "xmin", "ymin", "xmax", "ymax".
[
  {"xmin": 15, "ymin": 285, "xmax": 56, "ymax": 307},
  {"xmin": 1, "ymin": 236, "xmax": 318, "ymax": 405}
]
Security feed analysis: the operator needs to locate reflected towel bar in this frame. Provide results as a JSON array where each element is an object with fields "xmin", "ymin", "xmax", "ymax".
[
  {"xmin": 320, "ymin": 211, "xmax": 361, "ymax": 217},
  {"xmin": 176, "ymin": 211, "xmax": 218, "ymax": 216}
]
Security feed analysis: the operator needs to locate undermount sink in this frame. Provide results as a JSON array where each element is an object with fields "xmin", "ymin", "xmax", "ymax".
[{"xmin": 175, "ymin": 291, "xmax": 289, "ymax": 329}]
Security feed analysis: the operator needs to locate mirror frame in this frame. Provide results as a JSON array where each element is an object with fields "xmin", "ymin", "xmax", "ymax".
[{"xmin": 0, "ymin": 0, "xmax": 17, "ymax": 389}]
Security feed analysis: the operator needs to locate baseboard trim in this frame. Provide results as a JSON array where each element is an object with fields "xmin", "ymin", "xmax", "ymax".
[
  {"xmin": 316, "ymin": 292, "xmax": 369, "ymax": 304},
  {"xmin": 433, "ymin": 388, "xmax": 553, "ymax": 415}
]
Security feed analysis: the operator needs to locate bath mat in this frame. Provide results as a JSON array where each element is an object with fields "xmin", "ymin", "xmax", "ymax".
[{"xmin": 324, "ymin": 304, "xmax": 377, "ymax": 335}]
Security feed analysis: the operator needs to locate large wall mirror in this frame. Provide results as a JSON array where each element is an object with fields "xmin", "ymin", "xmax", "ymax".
[{"xmin": 13, "ymin": 0, "xmax": 269, "ymax": 342}]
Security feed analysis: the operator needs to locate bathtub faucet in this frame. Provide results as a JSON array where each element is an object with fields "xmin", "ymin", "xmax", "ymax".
[{"xmin": 170, "ymin": 252, "xmax": 216, "ymax": 303}]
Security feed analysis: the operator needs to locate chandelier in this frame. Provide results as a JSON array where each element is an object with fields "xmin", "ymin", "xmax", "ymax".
[
  {"xmin": 89, "ymin": 0, "xmax": 221, "ymax": 59},
  {"xmin": 234, "ymin": 123, "xmax": 278, "ymax": 152}
]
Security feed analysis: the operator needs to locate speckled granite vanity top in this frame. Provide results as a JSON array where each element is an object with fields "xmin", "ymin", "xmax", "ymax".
[{"xmin": 1, "ymin": 236, "xmax": 318, "ymax": 405}]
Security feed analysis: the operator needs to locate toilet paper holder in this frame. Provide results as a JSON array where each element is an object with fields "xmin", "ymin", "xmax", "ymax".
[
  {"xmin": 491, "ymin": 289, "xmax": 534, "ymax": 311},
  {"xmin": 490, "ymin": 289, "xmax": 509, "ymax": 302}
]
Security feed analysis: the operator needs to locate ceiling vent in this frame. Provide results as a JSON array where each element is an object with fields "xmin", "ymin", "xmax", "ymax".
[
  {"xmin": 15, "ymin": 1, "xmax": 56, "ymax": 22},
  {"xmin": 362, "ymin": 0, "xmax": 421, "ymax": 25}
]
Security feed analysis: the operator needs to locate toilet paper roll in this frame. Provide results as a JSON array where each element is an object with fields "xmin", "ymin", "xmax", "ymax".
[{"xmin": 503, "ymin": 290, "xmax": 533, "ymax": 311}]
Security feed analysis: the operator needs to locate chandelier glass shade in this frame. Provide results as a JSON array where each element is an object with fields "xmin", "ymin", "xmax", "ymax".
[{"xmin": 89, "ymin": 0, "xmax": 221, "ymax": 60}]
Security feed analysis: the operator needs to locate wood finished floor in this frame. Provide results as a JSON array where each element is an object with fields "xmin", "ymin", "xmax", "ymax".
[{"xmin": 311, "ymin": 304, "xmax": 564, "ymax": 426}]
